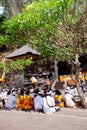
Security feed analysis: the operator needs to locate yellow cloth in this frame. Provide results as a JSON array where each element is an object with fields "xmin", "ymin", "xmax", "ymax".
[
  {"xmin": 16, "ymin": 95, "xmax": 24, "ymax": 110},
  {"xmin": 0, "ymin": 78, "xmax": 4, "ymax": 82},
  {"xmin": 54, "ymin": 95, "xmax": 64, "ymax": 108},
  {"xmin": 23, "ymin": 95, "xmax": 34, "ymax": 110},
  {"xmin": 30, "ymin": 77, "xmax": 37, "ymax": 84}
]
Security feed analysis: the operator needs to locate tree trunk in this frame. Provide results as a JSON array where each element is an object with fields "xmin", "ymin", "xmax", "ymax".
[
  {"xmin": 54, "ymin": 59, "xmax": 58, "ymax": 81},
  {"xmin": 1, "ymin": 58, "xmax": 6, "ymax": 79},
  {"xmin": 75, "ymin": 54, "xmax": 87, "ymax": 108},
  {"xmin": 8, "ymin": 0, "xmax": 23, "ymax": 16},
  {"xmin": 76, "ymin": 82, "xmax": 87, "ymax": 108}
]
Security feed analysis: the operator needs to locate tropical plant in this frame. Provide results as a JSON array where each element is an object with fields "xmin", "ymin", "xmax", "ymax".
[
  {"xmin": 10, "ymin": 58, "xmax": 33, "ymax": 73},
  {"xmin": 0, "ymin": 57, "xmax": 33, "ymax": 80}
]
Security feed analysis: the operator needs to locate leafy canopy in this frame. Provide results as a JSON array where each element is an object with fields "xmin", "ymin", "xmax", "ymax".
[
  {"xmin": 2, "ymin": 0, "xmax": 87, "ymax": 61},
  {"xmin": 0, "ymin": 57, "xmax": 33, "ymax": 75}
]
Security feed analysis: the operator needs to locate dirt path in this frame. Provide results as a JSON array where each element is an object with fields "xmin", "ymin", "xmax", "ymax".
[{"xmin": 0, "ymin": 108, "xmax": 87, "ymax": 130}]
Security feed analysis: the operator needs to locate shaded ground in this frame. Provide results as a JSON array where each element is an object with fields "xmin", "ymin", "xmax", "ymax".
[{"xmin": 0, "ymin": 107, "xmax": 87, "ymax": 130}]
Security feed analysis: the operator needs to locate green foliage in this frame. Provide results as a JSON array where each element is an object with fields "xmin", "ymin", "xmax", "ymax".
[
  {"xmin": 10, "ymin": 58, "xmax": 33, "ymax": 72},
  {"xmin": 0, "ymin": 61, "xmax": 4, "ymax": 69},
  {"xmin": 0, "ymin": 35, "xmax": 6, "ymax": 47},
  {"xmin": 37, "ymin": 42, "xmax": 57, "ymax": 59},
  {"xmin": 1, "ymin": 0, "xmax": 87, "ymax": 62},
  {"xmin": 0, "ymin": 14, "xmax": 7, "ymax": 47},
  {"xmin": 0, "ymin": 58, "xmax": 33, "ymax": 76}
]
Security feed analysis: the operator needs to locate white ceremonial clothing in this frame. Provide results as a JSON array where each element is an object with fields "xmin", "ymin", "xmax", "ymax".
[
  {"xmin": 5, "ymin": 94, "xmax": 16, "ymax": 109},
  {"xmin": 64, "ymin": 93, "xmax": 75, "ymax": 107},
  {"xmin": 1, "ymin": 91, "xmax": 8, "ymax": 104},
  {"xmin": 34, "ymin": 95, "xmax": 43, "ymax": 111},
  {"xmin": 0, "ymin": 93, "xmax": 3, "ymax": 99},
  {"xmin": 42, "ymin": 95, "xmax": 59, "ymax": 114},
  {"xmin": 69, "ymin": 87, "xmax": 78, "ymax": 96}
]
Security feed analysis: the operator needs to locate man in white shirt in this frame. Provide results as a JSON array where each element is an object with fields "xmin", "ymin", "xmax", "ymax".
[
  {"xmin": 34, "ymin": 90, "xmax": 43, "ymax": 112},
  {"xmin": 42, "ymin": 91, "xmax": 60, "ymax": 114},
  {"xmin": 5, "ymin": 89, "xmax": 16, "ymax": 110},
  {"xmin": 64, "ymin": 88, "xmax": 76, "ymax": 108}
]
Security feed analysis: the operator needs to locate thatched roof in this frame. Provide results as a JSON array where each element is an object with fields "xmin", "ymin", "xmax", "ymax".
[{"xmin": 5, "ymin": 45, "xmax": 40, "ymax": 59}]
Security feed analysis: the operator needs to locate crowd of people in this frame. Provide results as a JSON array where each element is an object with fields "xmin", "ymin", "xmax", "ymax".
[{"xmin": 0, "ymin": 75, "xmax": 87, "ymax": 115}]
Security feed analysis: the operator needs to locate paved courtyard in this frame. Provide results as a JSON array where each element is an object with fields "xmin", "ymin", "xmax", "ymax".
[{"xmin": 0, "ymin": 107, "xmax": 87, "ymax": 130}]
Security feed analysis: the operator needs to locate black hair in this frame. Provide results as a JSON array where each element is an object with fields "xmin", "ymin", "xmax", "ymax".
[
  {"xmin": 55, "ymin": 89, "xmax": 61, "ymax": 95},
  {"xmin": 34, "ymin": 89, "xmax": 39, "ymax": 94},
  {"xmin": 20, "ymin": 88, "xmax": 24, "ymax": 95}
]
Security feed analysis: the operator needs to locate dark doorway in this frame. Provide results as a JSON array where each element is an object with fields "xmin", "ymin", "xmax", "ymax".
[
  {"xmin": 79, "ymin": 55, "xmax": 87, "ymax": 68},
  {"xmin": 58, "ymin": 61, "xmax": 71, "ymax": 75}
]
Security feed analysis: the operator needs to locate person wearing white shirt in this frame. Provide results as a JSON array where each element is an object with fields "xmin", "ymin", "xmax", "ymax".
[
  {"xmin": 5, "ymin": 90, "xmax": 16, "ymax": 110},
  {"xmin": 34, "ymin": 91, "xmax": 43, "ymax": 112},
  {"xmin": 64, "ymin": 88, "xmax": 76, "ymax": 108},
  {"xmin": 42, "ymin": 92, "xmax": 60, "ymax": 114},
  {"xmin": 69, "ymin": 86, "xmax": 78, "ymax": 96}
]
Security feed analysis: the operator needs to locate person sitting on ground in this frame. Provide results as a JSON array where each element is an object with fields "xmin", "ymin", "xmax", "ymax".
[
  {"xmin": 34, "ymin": 90, "xmax": 43, "ymax": 112},
  {"xmin": 1, "ymin": 88, "xmax": 8, "ymax": 108},
  {"xmin": 54, "ymin": 89, "xmax": 64, "ymax": 108},
  {"xmin": 0, "ymin": 90, "xmax": 3, "ymax": 108},
  {"xmin": 16, "ymin": 88, "xmax": 24, "ymax": 110},
  {"xmin": 29, "ymin": 87, "xmax": 35, "ymax": 99},
  {"xmin": 69, "ymin": 86, "xmax": 78, "ymax": 96},
  {"xmin": 42, "ymin": 90, "xmax": 60, "ymax": 115},
  {"xmin": 5, "ymin": 88, "xmax": 17, "ymax": 110},
  {"xmin": 79, "ymin": 79, "xmax": 86, "ymax": 93},
  {"xmin": 23, "ymin": 89, "xmax": 34, "ymax": 112},
  {"xmin": 64, "ymin": 87, "xmax": 76, "ymax": 108}
]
